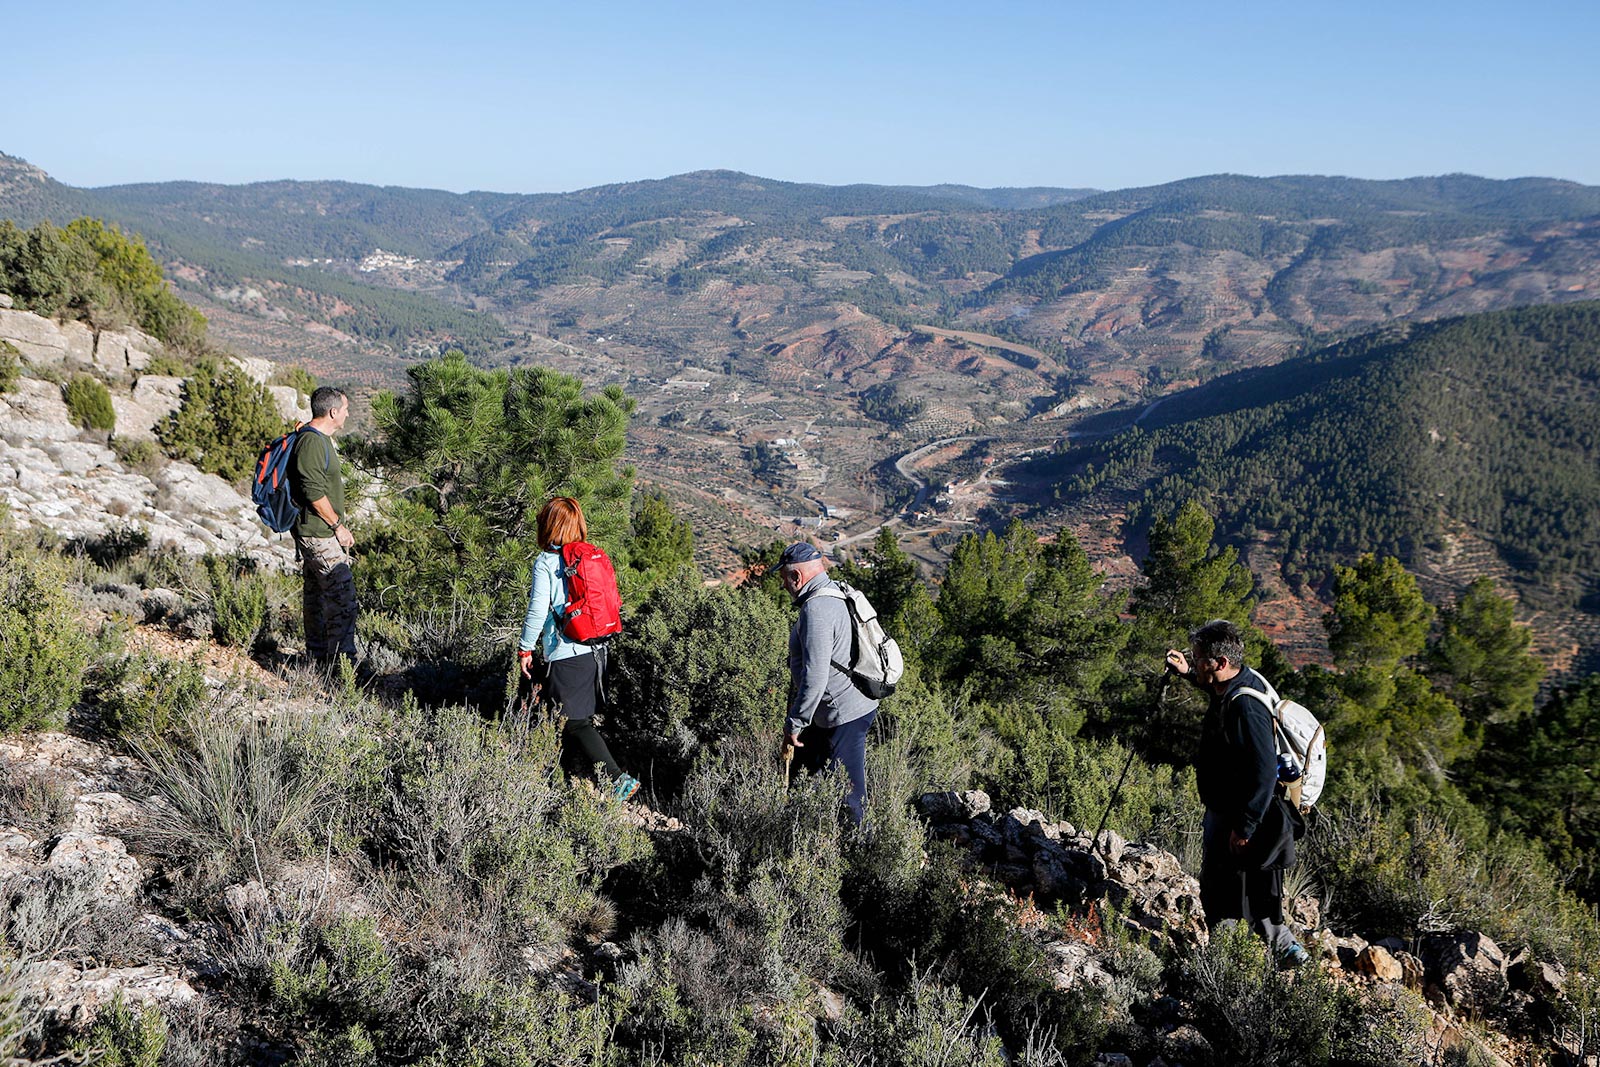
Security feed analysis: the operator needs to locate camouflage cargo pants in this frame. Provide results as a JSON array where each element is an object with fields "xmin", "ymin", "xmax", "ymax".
[{"xmin": 296, "ymin": 535, "xmax": 358, "ymax": 663}]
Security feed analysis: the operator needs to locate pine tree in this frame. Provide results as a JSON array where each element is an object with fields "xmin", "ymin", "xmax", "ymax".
[{"xmin": 1426, "ymin": 577, "xmax": 1545, "ymax": 738}]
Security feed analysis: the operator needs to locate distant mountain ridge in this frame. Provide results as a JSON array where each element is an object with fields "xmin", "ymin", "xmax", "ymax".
[{"xmin": 1029, "ymin": 301, "xmax": 1600, "ymax": 664}]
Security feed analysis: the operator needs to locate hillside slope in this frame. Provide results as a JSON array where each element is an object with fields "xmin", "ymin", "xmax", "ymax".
[{"xmin": 1026, "ymin": 301, "xmax": 1600, "ymax": 666}]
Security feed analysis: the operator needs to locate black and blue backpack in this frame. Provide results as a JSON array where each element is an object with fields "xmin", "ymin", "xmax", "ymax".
[{"xmin": 252, "ymin": 425, "xmax": 326, "ymax": 533}]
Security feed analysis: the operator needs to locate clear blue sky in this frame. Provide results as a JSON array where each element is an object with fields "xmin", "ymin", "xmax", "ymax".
[{"xmin": 8, "ymin": 0, "xmax": 1597, "ymax": 193}]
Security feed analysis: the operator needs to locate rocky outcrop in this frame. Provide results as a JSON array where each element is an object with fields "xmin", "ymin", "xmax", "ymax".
[
  {"xmin": 110, "ymin": 375, "xmax": 185, "ymax": 441},
  {"xmin": 917, "ymin": 791, "xmax": 1206, "ymax": 944},
  {"xmin": 0, "ymin": 309, "xmax": 160, "ymax": 374}
]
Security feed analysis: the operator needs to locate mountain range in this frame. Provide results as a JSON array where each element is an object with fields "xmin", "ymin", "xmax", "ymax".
[{"xmin": 5, "ymin": 151, "xmax": 1600, "ymax": 666}]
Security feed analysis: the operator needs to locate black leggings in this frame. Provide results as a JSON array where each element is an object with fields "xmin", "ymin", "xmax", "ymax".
[{"xmin": 563, "ymin": 717, "xmax": 622, "ymax": 780}]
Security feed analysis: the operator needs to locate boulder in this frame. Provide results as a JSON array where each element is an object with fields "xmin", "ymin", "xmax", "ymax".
[
  {"xmin": 112, "ymin": 374, "xmax": 185, "ymax": 441},
  {"xmin": 1356, "ymin": 945, "xmax": 1405, "ymax": 983},
  {"xmin": 1045, "ymin": 938, "xmax": 1115, "ymax": 993},
  {"xmin": 0, "ymin": 828, "xmax": 37, "ymax": 881},
  {"xmin": 21, "ymin": 961, "xmax": 196, "ymax": 1025},
  {"xmin": 269, "ymin": 384, "xmax": 311, "ymax": 423},
  {"xmin": 70, "ymin": 792, "xmax": 144, "ymax": 834},
  {"xmin": 916, "ymin": 790, "xmax": 992, "ymax": 823},
  {"xmin": 228, "ymin": 355, "xmax": 275, "ymax": 385},
  {"xmin": 0, "ymin": 308, "xmax": 86, "ymax": 365},
  {"xmin": 42, "ymin": 831, "xmax": 143, "ymax": 904},
  {"xmin": 92, "ymin": 328, "xmax": 160, "ymax": 375},
  {"xmin": 0, "ymin": 377, "xmax": 75, "ymax": 440},
  {"xmin": 1093, "ymin": 829, "xmax": 1128, "ymax": 866},
  {"xmin": 1421, "ymin": 931, "xmax": 1509, "ymax": 1012}
]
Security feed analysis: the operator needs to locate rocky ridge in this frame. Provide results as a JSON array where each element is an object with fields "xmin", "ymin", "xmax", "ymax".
[
  {"xmin": 0, "ymin": 302, "xmax": 302, "ymax": 566},
  {"xmin": 915, "ymin": 789, "xmax": 1576, "ymax": 1065}
]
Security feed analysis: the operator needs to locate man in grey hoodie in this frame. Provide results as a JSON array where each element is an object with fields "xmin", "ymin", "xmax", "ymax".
[{"xmin": 779, "ymin": 542, "xmax": 878, "ymax": 822}]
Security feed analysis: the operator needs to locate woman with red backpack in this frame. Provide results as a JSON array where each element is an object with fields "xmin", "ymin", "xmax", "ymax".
[{"xmin": 516, "ymin": 497, "xmax": 639, "ymax": 802}]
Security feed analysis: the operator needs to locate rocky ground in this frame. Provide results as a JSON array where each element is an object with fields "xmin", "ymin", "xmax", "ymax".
[{"xmin": 0, "ymin": 303, "xmax": 301, "ymax": 568}]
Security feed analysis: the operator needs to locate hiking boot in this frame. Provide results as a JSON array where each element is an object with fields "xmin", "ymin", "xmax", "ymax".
[
  {"xmin": 1279, "ymin": 942, "xmax": 1312, "ymax": 969},
  {"xmin": 612, "ymin": 774, "xmax": 640, "ymax": 803}
]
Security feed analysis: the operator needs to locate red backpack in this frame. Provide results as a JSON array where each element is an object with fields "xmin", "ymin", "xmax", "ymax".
[{"xmin": 558, "ymin": 542, "xmax": 623, "ymax": 644}]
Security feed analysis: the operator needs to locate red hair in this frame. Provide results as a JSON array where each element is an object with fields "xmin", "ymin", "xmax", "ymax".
[{"xmin": 537, "ymin": 497, "xmax": 587, "ymax": 551}]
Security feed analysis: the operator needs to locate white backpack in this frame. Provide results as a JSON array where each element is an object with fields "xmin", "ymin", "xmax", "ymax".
[
  {"xmin": 810, "ymin": 582, "xmax": 904, "ymax": 699},
  {"xmin": 1236, "ymin": 677, "xmax": 1328, "ymax": 812}
]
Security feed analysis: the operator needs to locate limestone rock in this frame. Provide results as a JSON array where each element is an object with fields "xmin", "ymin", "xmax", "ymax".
[
  {"xmin": 0, "ymin": 377, "xmax": 75, "ymax": 440},
  {"xmin": 93, "ymin": 328, "xmax": 160, "ymax": 375},
  {"xmin": 0, "ymin": 828, "xmax": 38, "ymax": 881},
  {"xmin": 916, "ymin": 789, "xmax": 992, "ymax": 823},
  {"xmin": 268, "ymin": 384, "xmax": 311, "ymax": 423},
  {"xmin": 1421, "ymin": 931, "xmax": 1509, "ymax": 1012},
  {"xmin": 0, "ymin": 308, "xmax": 94, "ymax": 366},
  {"xmin": 1045, "ymin": 938, "xmax": 1115, "ymax": 993},
  {"xmin": 112, "ymin": 374, "xmax": 185, "ymax": 441},
  {"xmin": 22, "ymin": 961, "xmax": 196, "ymax": 1024},
  {"xmin": 1356, "ymin": 944, "xmax": 1405, "ymax": 982},
  {"xmin": 228, "ymin": 355, "xmax": 275, "ymax": 385},
  {"xmin": 71, "ymin": 792, "xmax": 144, "ymax": 834},
  {"xmin": 43, "ymin": 831, "xmax": 143, "ymax": 903}
]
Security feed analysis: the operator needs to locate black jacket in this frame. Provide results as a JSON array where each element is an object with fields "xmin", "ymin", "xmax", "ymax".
[{"xmin": 1194, "ymin": 666, "xmax": 1278, "ymax": 840}]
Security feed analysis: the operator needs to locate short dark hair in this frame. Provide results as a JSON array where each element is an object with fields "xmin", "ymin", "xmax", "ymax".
[
  {"xmin": 310, "ymin": 386, "xmax": 348, "ymax": 419},
  {"xmin": 1190, "ymin": 619, "xmax": 1246, "ymax": 668}
]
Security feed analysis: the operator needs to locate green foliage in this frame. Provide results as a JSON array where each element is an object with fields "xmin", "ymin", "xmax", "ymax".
[
  {"xmin": 931, "ymin": 520, "xmax": 1126, "ymax": 726},
  {"xmin": 0, "ymin": 340, "xmax": 18, "ymax": 393},
  {"xmin": 111, "ymin": 435, "xmax": 161, "ymax": 475},
  {"xmin": 0, "ymin": 218, "xmax": 205, "ymax": 345},
  {"xmin": 1180, "ymin": 921, "xmax": 1429, "ymax": 1067},
  {"xmin": 367, "ymin": 699, "xmax": 648, "ymax": 956},
  {"xmin": 835, "ymin": 526, "xmax": 920, "ymax": 632},
  {"xmin": 271, "ymin": 363, "xmax": 319, "ymax": 397},
  {"xmin": 156, "ymin": 358, "xmax": 288, "ymax": 481},
  {"xmin": 202, "ymin": 554, "xmax": 269, "ymax": 648},
  {"xmin": 93, "ymin": 652, "xmax": 208, "ymax": 745},
  {"xmin": 609, "ymin": 573, "xmax": 790, "ymax": 787},
  {"xmin": 1322, "ymin": 555, "xmax": 1468, "ymax": 798},
  {"xmin": 1048, "ymin": 303, "xmax": 1600, "ymax": 603},
  {"xmin": 63, "ymin": 372, "xmax": 115, "ymax": 430},
  {"xmin": 360, "ymin": 350, "xmax": 634, "ymax": 660},
  {"xmin": 1473, "ymin": 674, "xmax": 1600, "ymax": 898},
  {"xmin": 1305, "ymin": 795, "xmax": 1600, "ymax": 966},
  {"xmin": 268, "ymin": 916, "xmax": 393, "ymax": 1044},
  {"xmin": 625, "ymin": 489, "xmax": 696, "ymax": 592},
  {"xmin": 70, "ymin": 995, "xmax": 167, "ymax": 1067},
  {"xmin": 1426, "ymin": 577, "xmax": 1544, "ymax": 737},
  {"xmin": 0, "ymin": 545, "xmax": 92, "ymax": 732}
]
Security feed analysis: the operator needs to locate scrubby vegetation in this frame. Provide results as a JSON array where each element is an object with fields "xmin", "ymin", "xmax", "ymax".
[
  {"xmin": 2, "ymin": 344, "xmax": 1598, "ymax": 1064},
  {"xmin": 63, "ymin": 372, "xmax": 116, "ymax": 431},
  {"xmin": 156, "ymin": 360, "xmax": 288, "ymax": 482}
]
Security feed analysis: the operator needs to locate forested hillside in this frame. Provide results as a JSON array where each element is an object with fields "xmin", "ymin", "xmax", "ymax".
[{"xmin": 1030, "ymin": 302, "xmax": 1600, "ymax": 615}]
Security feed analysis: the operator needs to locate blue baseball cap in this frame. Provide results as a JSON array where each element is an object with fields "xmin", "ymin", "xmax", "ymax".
[{"xmin": 779, "ymin": 542, "xmax": 824, "ymax": 567}]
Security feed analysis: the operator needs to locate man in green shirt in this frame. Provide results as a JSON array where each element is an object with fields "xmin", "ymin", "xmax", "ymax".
[{"xmin": 289, "ymin": 386, "xmax": 358, "ymax": 665}]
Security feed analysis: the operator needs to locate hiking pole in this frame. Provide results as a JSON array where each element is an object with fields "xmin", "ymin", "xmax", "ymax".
[
  {"xmin": 1093, "ymin": 669, "xmax": 1172, "ymax": 861},
  {"xmin": 782, "ymin": 741, "xmax": 795, "ymax": 792}
]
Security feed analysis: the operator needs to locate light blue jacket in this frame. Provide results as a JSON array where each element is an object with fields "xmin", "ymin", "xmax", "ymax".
[{"xmin": 518, "ymin": 549, "xmax": 591, "ymax": 662}]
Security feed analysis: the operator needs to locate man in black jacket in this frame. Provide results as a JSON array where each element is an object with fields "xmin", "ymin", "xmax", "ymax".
[{"xmin": 1166, "ymin": 619, "xmax": 1307, "ymax": 963}]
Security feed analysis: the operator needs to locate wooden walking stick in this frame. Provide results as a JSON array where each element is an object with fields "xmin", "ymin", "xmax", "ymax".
[{"xmin": 782, "ymin": 740, "xmax": 795, "ymax": 792}]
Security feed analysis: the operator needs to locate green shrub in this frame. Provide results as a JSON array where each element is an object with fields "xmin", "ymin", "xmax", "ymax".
[
  {"xmin": 111, "ymin": 435, "xmax": 162, "ymax": 475},
  {"xmin": 271, "ymin": 363, "xmax": 318, "ymax": 398},
  {"xmin": 202, "ymin": 554, "xmax": 268, "ymax": 648},
  {"xmin": 156, "ymin": 359, "xmax": 286, "ymax": 481},
  {"xmin": 70, "ymin": 994, "xmax": 167, "ymax": 1067},
  {"xmin": 83, "ymin": 523, "xmax": 150, "ymax": 568},
  {"xmin": 94, "ymin": 652, "xmax": 208, "ymax": 745},
  {"xmin": 843, "ymin": 968, "xmax": 1007, "ymax": 1066},
  {"xmin": 1305, "ymin": 796, "xmax": 1600, "ymax": 966},
  {"xmin": 609, "ymin": 574, "xmax": 790, "ymax": 789},
  {"xmin": 367, "ymin": 699, "xmax": 648, "ymax": 961},
  {"xmin": 1180, "ymin": 921, "xmax": 1430, "ymax": 1067},
  {"xmin": 0, "ymin": 547, "xmax": 93, "ymax": 732},
  {"xmin": 0, "ymin": 340, "xmax": 18, "ymax": 394},
  {"xmin": 63, "ymin": 372, "xmax": 115, "ymax": 431}
]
